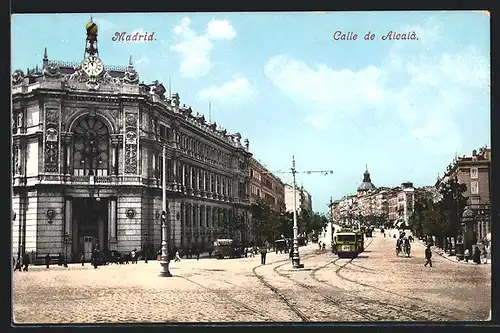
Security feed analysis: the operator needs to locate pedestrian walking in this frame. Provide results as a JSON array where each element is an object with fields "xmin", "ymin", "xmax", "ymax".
[
  {"xmin": 318, "ymin": 241, "xmax": 322, "ymax": 250},
  {"xmin": 196, "ymin": 247, "xmax": 200, "ymax": 261},
  {"xmin": 80, "ymin": 253, "xmax": 85, "ymax": 266},
  {"xmin": 482, "ymin": 247, "xmax": 488, "ymax": 264},
  {"xmin": 14, "ymin": 258, "xmax": 22, "ymax": 272},
  {"xmin": 92, "ymin": 249, "xmax": 99, "ymax": 269},
  {"xmin": 12, "ymin": 256, "xmax": 15, "ymax": 269},
  {"xmin": 131, "ymin": 249, "xmax": 137, "ymax": 264},
  {"xmin": 22, "ymin": 252, "xmax": 30, "ymax": 271},
  {"xmin": 45, "ymin": 253, "xmax": 51, "ymax": 269},
  {"xmin": 464, "ymin": 248, "xmax": 470, "ymax": 263},
  {"xmin": 473, "ymin": 246, "xmax": 481, "ymax": 264},
  {"xmin": 424, "ymin": 244, "xmax": 433, "ymax": 267},
  {"xmin": 260, "ymin": 246, "xmax": 267, "ymax": 265},
  {"xmin": 174, "ymin": 250, "xmax": 182, "ymax": 262}
]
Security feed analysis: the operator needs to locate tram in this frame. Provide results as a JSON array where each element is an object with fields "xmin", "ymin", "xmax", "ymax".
[{"xmin": 333, "ymin": 231, "xmax": 360, "ymax": 258}]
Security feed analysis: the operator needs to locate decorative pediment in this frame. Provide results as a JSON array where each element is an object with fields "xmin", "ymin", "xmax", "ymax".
[{"xmin": 12, "ymin": 69, "xmax": 25, "ymax": 86}]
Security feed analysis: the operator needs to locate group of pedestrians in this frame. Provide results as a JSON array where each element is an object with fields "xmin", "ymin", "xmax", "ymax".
[
  {"xmin": 464, "ymin": 246, "xmax": 488, "ymax": 264},
  {"xmin": 13, "ymin": 253, "xmax": 31, "ymax": 272}
]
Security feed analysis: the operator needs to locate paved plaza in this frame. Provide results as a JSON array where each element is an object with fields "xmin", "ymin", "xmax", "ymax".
[{"xmin": 12, "ymin": 231, "xmax": 491, "ymax": 323}]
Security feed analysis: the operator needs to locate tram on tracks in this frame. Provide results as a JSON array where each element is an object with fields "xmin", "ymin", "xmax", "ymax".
[{"xmin": 333, "ymin": 231, "xmax": 363, "ymax": 258}]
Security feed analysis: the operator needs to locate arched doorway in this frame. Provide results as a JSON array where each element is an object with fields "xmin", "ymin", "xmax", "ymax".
[{"xmin": 71, "ymin": 114, "xmax": 111, "ymax": 259}]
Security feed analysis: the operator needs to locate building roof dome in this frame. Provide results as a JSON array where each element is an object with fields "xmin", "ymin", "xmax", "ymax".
[{"xmin": 357, "ymin": 165, "xmax": 376, "ymax": 192}]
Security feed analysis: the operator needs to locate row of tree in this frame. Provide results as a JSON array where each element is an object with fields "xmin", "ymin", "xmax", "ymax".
[
  {"xmin": 250, "ymin": 198, "xmax": 329, "ymax": 245},
  {"xmin": 408, "ymin": 177, "xmax": 468, "ymax": 248}
]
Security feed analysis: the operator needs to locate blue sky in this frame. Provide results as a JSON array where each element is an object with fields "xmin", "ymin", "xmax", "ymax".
[{"xmin": 12, "ymin": 11, "xmax": 490, "ymax": 213}]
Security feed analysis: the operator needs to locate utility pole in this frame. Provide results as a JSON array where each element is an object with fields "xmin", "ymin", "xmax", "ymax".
[{"xmin": 261, "ymin": 157, "xmax": 333, "ymax": 269}]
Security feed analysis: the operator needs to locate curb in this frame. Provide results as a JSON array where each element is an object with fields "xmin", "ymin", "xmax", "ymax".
[{"xmin": 416, "ymin": 239, "xmax": 490, "ymax": 266}]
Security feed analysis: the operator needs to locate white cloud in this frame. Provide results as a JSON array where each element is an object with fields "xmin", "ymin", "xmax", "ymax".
[
  {"xmin": 198, "ymin": 77, "xmax": 253, "ymax": 104},
  {"xmin": 263, "ymin": 19, "xmax": 490, "ymax": 153},
  {"xmin": 95, "ymin": 18, "xmax": 116, "ymax": 33},
  {"xmin": 171, "ymin": 17, "xmax": 236, "ymax": 78},
  {"xmin": 134, "ymin": 55, "xmax": 149, "ymax": 65},
  {"xmin": 206, "ymin": 19, "xmax": 237, "ymax": 40}
]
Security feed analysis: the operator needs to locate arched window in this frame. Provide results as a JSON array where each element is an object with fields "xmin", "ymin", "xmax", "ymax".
[{"xmin": 72, "ymin": 115, "xmax": 110, "ymax": 176}]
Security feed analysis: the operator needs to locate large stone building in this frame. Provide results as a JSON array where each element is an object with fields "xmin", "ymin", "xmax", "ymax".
[
  {"xmin": 248, "ymin": 158, "xmax": 285, "ymax": 212},
  {"xmin": 284, "ymin": 184, "xmax": 312, "ymax": 213},
  {"xmin": 435, "ymin": 147, "xmax": 491, "ymax": 242},
  {"xmin": 11, "ymin": 20, "xmax": 253, "ymax": 261}
]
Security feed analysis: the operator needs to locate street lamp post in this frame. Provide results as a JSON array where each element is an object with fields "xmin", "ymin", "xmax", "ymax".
[
  {"xmin": 291, "ymin": 156, "xmax": 304, "ymax": 269},
  {"xmin": 64, "ymin": 233, "xmax": 69, "ymax": 267},
  {"xmin": 159, "ymin": 144, "xmax": 172, "ymax": 277},
  {"xmin": 144, "ymin": 230, "xmax": 148, "ymax": 263}
]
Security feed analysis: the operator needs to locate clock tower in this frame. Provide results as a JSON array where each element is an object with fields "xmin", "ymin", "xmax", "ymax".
[{"xmin": 81, "ymin": 16, "xmax": 105, "ymax": 89}]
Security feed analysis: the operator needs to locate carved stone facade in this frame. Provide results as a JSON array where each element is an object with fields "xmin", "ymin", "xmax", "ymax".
[{"xmin": 11, "ymin": 47, "xmax": 252, "ymax": 261}]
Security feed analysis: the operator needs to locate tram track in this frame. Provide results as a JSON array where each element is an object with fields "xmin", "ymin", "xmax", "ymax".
[
  {"xmin": 176, "ymin": 275, "xmax": 277, "ymax": 322},
  {"xmin": 267, "ymin": 239, "xmax": 389, "ymax": 321},
  {"xmin": 251, "ymin": 252, "xmax": 320, "ymax": 322},
  {"xmin": 310, "ymin": 237, "xmax": 466, "ymax": 321}
]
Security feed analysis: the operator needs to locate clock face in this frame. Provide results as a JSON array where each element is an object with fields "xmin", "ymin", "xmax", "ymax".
[{"xmin": 82, "ymin": 55, "xmax": 104, "ymax": 77}]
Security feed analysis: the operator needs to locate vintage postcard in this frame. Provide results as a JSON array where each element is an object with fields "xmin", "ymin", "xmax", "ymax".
[{"xmin": 11, "ymin": 11, "xmax": 491, "ymax": 324}]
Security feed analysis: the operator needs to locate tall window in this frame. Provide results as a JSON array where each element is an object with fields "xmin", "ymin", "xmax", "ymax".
[
  {"xmin": 72, "ymin": 116, "xmax": 109, "ymax": 176},
  {"xmin": 470, "ymin": 167, "xmax": 479, "ymax": 179},
  {"xmin": 470, "ymin": 181, "xmax": 479, "ymax": 194}
]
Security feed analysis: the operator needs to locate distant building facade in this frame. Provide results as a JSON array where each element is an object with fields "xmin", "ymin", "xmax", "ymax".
[
  {"xmin": 248, "ymin": 158, "xmax": 285, "ymax": 213},
  {"xmin": 284, "ymin": 184, "xmax": 312, "ymax": 213},
  {"xmin": 329, "ymin": 166, "xmax": 419, "ymax": 228},
  {"xmin": 11, "ymin": 20, "xmax": 253, "ymax": 261}
]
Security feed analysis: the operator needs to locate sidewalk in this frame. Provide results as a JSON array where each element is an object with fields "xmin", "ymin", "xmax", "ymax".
[{"xmin": 416, "ymin": 239, "xmax": 491, "ymax": 266}]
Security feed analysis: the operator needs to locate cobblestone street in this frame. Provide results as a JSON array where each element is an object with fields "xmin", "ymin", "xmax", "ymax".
[{"xmin": 12, "ymin": 232, "xmax": 490, "ymax": 324}]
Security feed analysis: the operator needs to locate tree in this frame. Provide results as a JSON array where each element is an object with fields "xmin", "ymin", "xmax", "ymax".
[
  {"xmin": 309, "ymin": 213, "xmax": 328, "ymax": 234},
  {"xmin": 408, "ymin": 190, "xmax": 435, "ymax": 238},
  {"xmin": 251, "ymin": 199, "xmax": 287, "ymax": 244},
  {"xmin": 436, "ymin": 176, "xmax": 468, "ymax": 248}
]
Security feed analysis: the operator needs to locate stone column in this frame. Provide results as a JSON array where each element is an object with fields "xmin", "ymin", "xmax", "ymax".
[
  {"xmin": 189, "ymin": 166, "xmax": 193, "ymax": 189},
  {"xmin": 203, "ymin": 171, "xmax": 207, "ymax": 192},
  {"xmin": 64, "ymin": 198, "xmax": 72, "ymax": 257},
  {"xmin": 61, "ymin": 140, "xmax": 67, "ymax": 175},
  {"xmin": 182, "ymin": 163, "xmax": 186, "ymax": 188},
  {"xmin": 215, "ymin": 174, "xmax": 219, "ymax": 195},
  {"xmin": 108, "ymin": 198, "xmax": 117, "ymax": 250},
  {"xmin": 180, "ymin": 203, "xmax": 185, "ymax": 248},
  {"xmin": 196, "ymin": 168, "xmax": 200, "ymax": 192},
  {"xmin": 172, "ymin": 159, "xmax": 178, "ymax": 184},
  {"xmin": 65, "ymin": 137, "xmax": 72, "ymax": 175}
]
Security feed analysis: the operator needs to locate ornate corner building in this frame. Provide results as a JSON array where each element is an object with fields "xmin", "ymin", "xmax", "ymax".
[{"xmin": 11, "ymin": 20, "xmax": 253, "ymax": 261}]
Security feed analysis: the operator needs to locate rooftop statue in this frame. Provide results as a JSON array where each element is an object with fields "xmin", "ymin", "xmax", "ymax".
[
  {"xmin": 43, "ymin": 63, "xmax": 62, "ymax": 78},
  {"xmin": 12, "ymin": 69, "xmax": 25, "ymax": 86}
]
